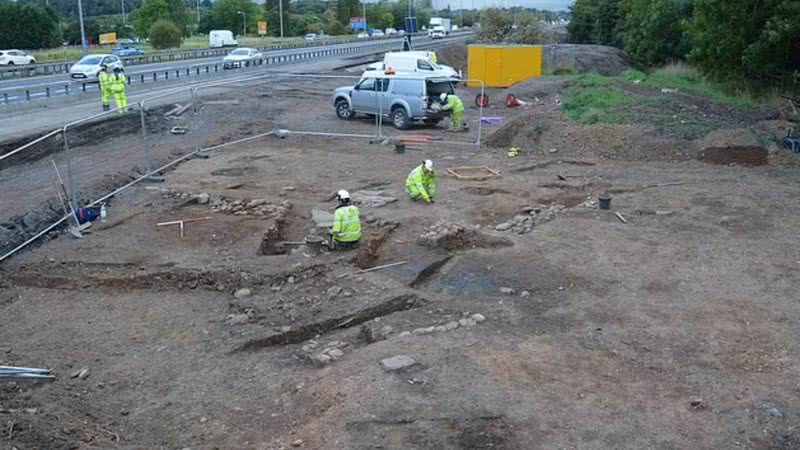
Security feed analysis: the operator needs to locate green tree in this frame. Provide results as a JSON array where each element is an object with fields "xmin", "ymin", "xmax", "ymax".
[
  {"xmin": 265, "ymin": 0, "xmax": 291, "ymax": 36},
  {"xmin": 149, "ymin": 19, "xmax": 183, "ymax": 48},
  {"xmin": 690, "ymin": 0, "xmax": 800, "ymax": 86},
  {"xmin": 379, "ymin": 12, "xmax": 394, "ymax": 29},
  {"xmin": 567, "ymin": 0, "xmax": 597, "ymax": 44},
  {"xmin": 210, "ymin": 0, "xmax": 260, "ymax": 35},
  {"xmin": 567, "ymin": 0, "xmax": 624, "ymax": 46},
  {"xmin": 0, "ymin": 3, "xmax": 62, "ymax": 49},
  {"xmin": 133, "ymin": 0, "xmax": 190, "ymax": 38},
  {"xmin": 476, "ymin": 8, "xmax": 514, "ymax": 42},
  {"xmin": 622, "ymin": 0, "xmax": 692, "ymax": 66}
]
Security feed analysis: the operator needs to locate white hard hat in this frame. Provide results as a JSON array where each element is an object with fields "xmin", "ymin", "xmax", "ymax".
[
  {"xmin": 337, "ymin": 190, "xmax": 350, "ymax": 200},
  {"xmin": 424, "ymin": 160, "xmax": 433, "ymax": 171},
  {"xmin": 439, "ymin": 93, "xmax": 447, "ymax": 102}
]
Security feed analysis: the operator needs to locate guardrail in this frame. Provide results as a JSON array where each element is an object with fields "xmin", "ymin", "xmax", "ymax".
[
  {"xmin": 0, "ymin": 34, "xmax": 470, "ymax": 105},
  {"xmin": 0, "ymin": 33, "xmax": 431, "ymax": 80}
]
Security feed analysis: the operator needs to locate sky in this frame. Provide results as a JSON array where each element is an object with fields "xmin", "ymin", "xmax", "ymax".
[{"xmin": 431, "ymin": 0, "xmax": 573, "ymax": 10}]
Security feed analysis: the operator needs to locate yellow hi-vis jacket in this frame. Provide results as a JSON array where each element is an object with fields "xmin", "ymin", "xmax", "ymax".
[
  {"xmin": 442, "ymin": 94, "xmax": 464, "ymax": 114},
  {"xmin": 332, "ymin": 204, "xmax": 361, "ymax": 242},
  {"xmin": 405, "ymin": 164, "xmax": 437, "ymax": 202},
  {"xmin": 109, "ymin": 73, "xmax": 127, "ymax": 93}
]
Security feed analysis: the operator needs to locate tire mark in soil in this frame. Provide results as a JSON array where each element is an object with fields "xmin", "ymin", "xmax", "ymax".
[{"xmin": 233, "ymin": 293, "xmax": 425, "ymax": 352}]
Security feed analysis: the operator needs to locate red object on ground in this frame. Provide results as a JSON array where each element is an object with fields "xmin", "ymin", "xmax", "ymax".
[
  {"xmin": 506, "ymin": 94, "xmax": 521, "ymax": 107},
  {"xmin": 475, "ymin": 93, "xmax": 489, "ymax": 107}
]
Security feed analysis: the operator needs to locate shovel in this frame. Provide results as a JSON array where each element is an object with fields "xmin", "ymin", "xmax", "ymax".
[{"xmin": 51, "ymin": 160, "xmax": 91, "ymax": 238}]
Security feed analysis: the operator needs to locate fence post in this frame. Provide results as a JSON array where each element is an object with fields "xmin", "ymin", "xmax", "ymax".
[
  {"xmin": 63, "ymin": 126, "xmax": 79, "ymax": 208},
  {"xmin": 191, "ymin": 88, "xmax": 202, "ymax": 154}
]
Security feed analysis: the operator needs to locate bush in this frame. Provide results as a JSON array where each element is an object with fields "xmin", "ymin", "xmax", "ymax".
[{"xmin": 149, "ymin": 20, "xmax": 183, "ymax": 50}]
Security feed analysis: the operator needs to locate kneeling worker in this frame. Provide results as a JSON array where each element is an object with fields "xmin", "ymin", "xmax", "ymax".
[
  {"xmin": 405, "ymin": 160, "xmax": 437, "ymax": 203},
  {"xmin": 331, "ymin": 190, "xmax": 361, "ymax": 250}
]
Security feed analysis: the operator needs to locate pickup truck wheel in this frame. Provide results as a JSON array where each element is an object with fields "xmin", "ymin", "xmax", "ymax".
[
  {"xmin": 335, "ymin": 100, "xmax": 354, "ymax": 120},
  {"xmin": 392, "ymin": 107, "xmax": 410, "ymax": 129}
]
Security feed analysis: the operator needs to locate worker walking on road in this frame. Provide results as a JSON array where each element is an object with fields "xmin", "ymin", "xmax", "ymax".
[
  {"xmin": 109, "ymin": 67, "xmax": 128, "ymax": 114},
  {"xmin": 98, "ymin": 64, "xmax": 111, "ymax": 111},
  {"xmin": 405, "ymin": 160, "xmax": 437, "ymax": 203},
  {"xmin": 330, "ymin": 190, "xmax": 361, "ymax": 250},
  {"xmin": 440, "ymin": 93, "xmax": 465, "ymax": 131}
]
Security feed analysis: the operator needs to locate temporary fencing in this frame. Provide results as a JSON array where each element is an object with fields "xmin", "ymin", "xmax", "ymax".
[{"xmin": 0, "ymin": 70, "xmax": 486, "ymax": 262}]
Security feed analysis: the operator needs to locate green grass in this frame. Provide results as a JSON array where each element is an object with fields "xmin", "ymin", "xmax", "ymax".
[
  {"xmin": 616, "ymin": 62, "xmax": 755, "ymax": 109},
  {"xmin": 562, "ymin": 74, "xmax": 633, "ymax": 124},
  {"xmin": 31, "ymin": 34, "xmax": 356, "ymax": 63}
]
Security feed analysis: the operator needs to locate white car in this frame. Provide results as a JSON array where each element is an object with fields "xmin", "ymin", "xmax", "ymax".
[
  {"xmin": 372, "ymin": 30, "xmax": 385, "ymax": 37},
  {"xmin": 223, "ymin": 48, "xmax": 263, "ymax": 69},
  {"xmin": 304, "ymin": 33, "xmax": 317, "ymax": 42},
  {"xmin": 68, "ymin": 54, "xmax": 123, "ymax": 82},
  {"xmin": 357, "ymin": 32, "xmax": 369, "ymax": 39},
  {"xmin": 0, "ymin": 50, "xmax": 36, "ymax": 66},
  {"xmin": 431, "ymin": 30, "xmax": 445, "ymax": 39},
  {"xmin": 385, "ymin": 28, "xmax": 397, "ymax": 35}
]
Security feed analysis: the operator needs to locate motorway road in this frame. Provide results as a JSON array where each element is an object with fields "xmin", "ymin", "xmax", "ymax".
[
  {"xmin": 0, "ymin": 35, "xmax": 457, "ymax": 94},
  {"xmin": 0, "ymin": 35, "xmax": 469, "ymax": 141}
]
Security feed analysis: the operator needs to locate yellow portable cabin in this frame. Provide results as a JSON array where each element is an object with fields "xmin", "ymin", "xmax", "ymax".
[{"xmin": 467, "ymin": 45, "xmax": 543, "ymax": 88}]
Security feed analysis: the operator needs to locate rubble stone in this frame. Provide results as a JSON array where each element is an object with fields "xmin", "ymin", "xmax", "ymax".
[
  {"xmin": 234, "ymin": 288, "xmax": 252, "ymax": 299},
  {"xmin": 380, "ymin": 355, "xmax": 417, "ymax": 371}
]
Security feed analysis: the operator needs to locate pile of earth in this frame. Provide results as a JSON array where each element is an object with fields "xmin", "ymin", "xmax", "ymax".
[{"xmin": 543, "ymin": 44, "xmax": 632, "ymax": 76}]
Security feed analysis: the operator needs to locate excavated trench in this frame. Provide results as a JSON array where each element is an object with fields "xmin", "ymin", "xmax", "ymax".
[
  {"xmin": 234, "ymin": 293, "xmax": 425, "ymax": 352},
  {"xmin": 5, "ymin": 261, "xmax": 328, "ymax": 292}
]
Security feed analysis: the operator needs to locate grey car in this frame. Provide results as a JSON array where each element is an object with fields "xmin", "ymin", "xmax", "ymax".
[{"xmin": 332, "ymin": 75, "xmax": 455, "ymax": 129}]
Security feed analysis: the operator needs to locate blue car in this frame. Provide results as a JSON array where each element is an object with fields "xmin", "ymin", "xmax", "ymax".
[{"xmin": 112, "ymin": 46, "xmax": 145, "ymax": 57}]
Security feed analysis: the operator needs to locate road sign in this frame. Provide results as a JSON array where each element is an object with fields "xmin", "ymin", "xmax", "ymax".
[
  {"xmin": 350, "ymin": 17, "xmax": 366, "ymax": 30},
  {"xmin": 99, "ymin": 32, "xmax": 117, "ymax": 45},
  {"xmin": 405, "ymin": 17, "xmax": 418, "ymax": 33},
  {"xmin": 258, "ymin": 21, "xmax": 268, "ymax": 35}
]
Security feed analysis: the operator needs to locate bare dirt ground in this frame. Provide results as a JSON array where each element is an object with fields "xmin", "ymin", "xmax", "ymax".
[{"xmin": 2, "ymin": 64, "xmax": 800, "ymax": 450}]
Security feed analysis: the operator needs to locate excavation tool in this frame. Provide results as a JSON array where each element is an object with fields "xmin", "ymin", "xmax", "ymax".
[
  {"xmin": 0, "ymin": 366, "xmax": 55, "ymax": 382},
  {"xmin": 337, "ymin": 261, "xmax": 407, "ymax": 278},
  {"xmin": 156, "ymin": 216, "xmax": 211, "ymax": 237},
  {"xmin": 51, "ymin": 160, "xmax": 91, "ymax": 238}
]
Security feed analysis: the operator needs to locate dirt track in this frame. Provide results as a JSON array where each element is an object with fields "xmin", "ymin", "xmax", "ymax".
[{"xmin": 1, "ymin": 71, "xmax": 800, "ymax": 449}]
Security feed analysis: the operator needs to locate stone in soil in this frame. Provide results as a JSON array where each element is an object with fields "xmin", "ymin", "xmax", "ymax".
[
  {"xmin": 326, "ymin": 286, "xmax": 342, "ymax": 298},
  {"xmin": 500, "ymin": 287, "xmax": 515, "ymax": 295},
  {"xmin": 311, "ymin": 209, "xmax": 334, "ymax": 229},
  {"xmin": 196, "ymin": 193, "xmax": 210, "ymax": 204},
  {"xmin": 234, "ymin": 288, "xmax": 252, "ymax": 299},
  {"xmin": 380, "ymin": 355, "xmax": 417, "ymax": 371}
]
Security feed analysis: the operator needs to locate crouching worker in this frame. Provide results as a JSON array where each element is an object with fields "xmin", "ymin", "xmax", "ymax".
[
  {"xmin": 405, "ymin": 159, "xmax": 437, "ymax": 203},
  {"xmin": 330, "ymin": 190, "xmax": 361, "ymax": 250}
]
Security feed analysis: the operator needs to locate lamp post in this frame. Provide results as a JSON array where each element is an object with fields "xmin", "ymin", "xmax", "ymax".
[
  {"xmin": 77, "ymin": 0, "xmax": 87, "ymax": 54},
  {"xmin": 363, "ymin": 1, "xmax": 367, "ymax": 34},
  {"xmin": 279, "ymin": 0, "xmax": 284, "ymax": 38},
  {"xmin": 237, "ymin": 11, "xmax": 246, "ymax": 37}
]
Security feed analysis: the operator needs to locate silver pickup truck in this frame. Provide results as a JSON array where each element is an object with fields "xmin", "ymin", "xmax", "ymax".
[{"xmin": 332, "ymin": 74, "xmax": 456, "ymax": 129}]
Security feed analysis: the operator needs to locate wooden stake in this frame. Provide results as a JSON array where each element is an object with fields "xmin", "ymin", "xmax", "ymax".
[
  {"xmin": 337, "ymin": 261, "xmax": 407, "ymax": 278},
  {"xmin": 615, "ymin": 212, "xmax": 628, "ymax": 224}
]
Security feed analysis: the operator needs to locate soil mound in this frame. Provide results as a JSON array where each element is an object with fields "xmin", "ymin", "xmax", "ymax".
[{"xmin": 544, "ymin": 44, "xmax": 632, "ymax": 76}]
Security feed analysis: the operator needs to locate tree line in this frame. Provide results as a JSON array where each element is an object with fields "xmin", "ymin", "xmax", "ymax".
[
  {"xmin": 567, "ymin": 0, "xmax": 800, "ymax": 88},
  {"xmin": 0, "ymin": 0, "xmax": 447, "ymax": 50}
]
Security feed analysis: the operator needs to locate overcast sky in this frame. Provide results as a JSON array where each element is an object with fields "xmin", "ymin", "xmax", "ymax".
[{"xmin": 431, "ymin": 0, "xmax": 573, "ymax": 10}]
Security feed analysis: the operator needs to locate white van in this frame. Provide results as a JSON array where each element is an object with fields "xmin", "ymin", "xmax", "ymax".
[
  {"xmin": 210, "ymin": 30, "xmax": 238, "ymax": 48},
  {"xmin": 363, "ymin": 51, "xmax": 459, "ymax": 79}
]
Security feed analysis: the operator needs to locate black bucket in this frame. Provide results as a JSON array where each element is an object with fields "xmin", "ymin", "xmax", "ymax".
[{"xmin": 598, "ymin": 193, "xmax": 612, "ymax": 210}]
